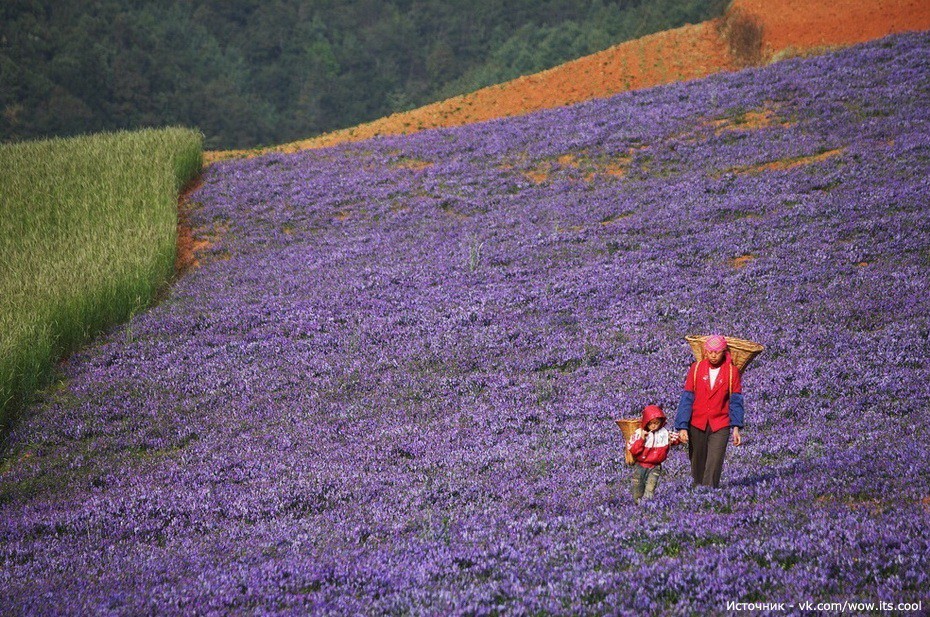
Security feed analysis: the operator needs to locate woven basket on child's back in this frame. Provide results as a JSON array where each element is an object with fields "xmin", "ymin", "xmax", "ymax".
[
  {"xmin": 615, "ymin": 418, "xmax": 640, "ymax": 465},
  {"xmin": 685, "ymin": 334, "xmax": 764, "ymax": 373}
]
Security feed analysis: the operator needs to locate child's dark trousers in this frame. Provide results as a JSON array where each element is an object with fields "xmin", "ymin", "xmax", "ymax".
[{"xmin": 631, "ymin": 464, "xmax": 661, "ymax": 502}]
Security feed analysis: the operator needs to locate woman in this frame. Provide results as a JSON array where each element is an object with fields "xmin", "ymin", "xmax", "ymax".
[{"xmin": 674, "ymin": 335, "xmax": 744, "ymax": 488}]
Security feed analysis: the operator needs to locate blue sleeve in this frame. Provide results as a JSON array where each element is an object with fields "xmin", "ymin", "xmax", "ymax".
[
  {"xmin": 729, "ymin": 393, "xmax": 745, "ymax": 427},
  {"xmin": 675, "ymin": 390, "xmax": 694, "ymax": 430}
]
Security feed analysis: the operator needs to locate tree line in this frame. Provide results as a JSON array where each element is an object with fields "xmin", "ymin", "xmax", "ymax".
[{"xmin": 1, "ymin": 0, "xmax": 728, "ymax": 150}]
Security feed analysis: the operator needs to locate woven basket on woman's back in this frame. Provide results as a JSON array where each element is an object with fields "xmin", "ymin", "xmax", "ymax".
[
  {"xmin": 615, "ymin": 418, "xmax": 640, "ymax": 465},
  {"xmin": 685, "ymin": 334, "xmax": 764, "ymax": 373}
]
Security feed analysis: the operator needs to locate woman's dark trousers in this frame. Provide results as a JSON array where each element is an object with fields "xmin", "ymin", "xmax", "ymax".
[{"xmin": 688, "ymin": 424, "xmax": 729, "ymax": 487}]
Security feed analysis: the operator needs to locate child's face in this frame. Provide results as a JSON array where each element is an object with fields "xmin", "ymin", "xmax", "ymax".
[{"xmin": 646, "ymin": 419, "xmax": 662, "ymax": 432}]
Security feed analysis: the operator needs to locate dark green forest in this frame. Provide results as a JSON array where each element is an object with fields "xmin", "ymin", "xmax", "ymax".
[{"xmin": 1, "ymin": 0, "xmax": 728, "ymax": 150}]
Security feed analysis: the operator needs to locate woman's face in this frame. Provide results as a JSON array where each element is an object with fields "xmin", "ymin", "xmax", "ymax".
[{"xmin": 705, "ymin": 349, "xmax": 725, "ymax": 366}]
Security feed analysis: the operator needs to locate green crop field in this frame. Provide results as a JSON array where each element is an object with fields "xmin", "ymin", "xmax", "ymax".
[{"xmin": 0, "ymin": 127, "xmax": 202, "ymax": 430}]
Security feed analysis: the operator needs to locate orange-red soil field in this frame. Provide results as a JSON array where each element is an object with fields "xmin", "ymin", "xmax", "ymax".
[{"xmin": 204, "ymin": 0, "xmax": 930, "ymax": 165}]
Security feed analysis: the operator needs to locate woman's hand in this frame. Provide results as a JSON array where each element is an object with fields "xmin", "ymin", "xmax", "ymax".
[
  {"xmin": 732, "ymin": 426, "xmax": 742, "ymax": 446},
  {"xmin": 678, "ymin": 429, "xmax": 689, "ymax": 444}
]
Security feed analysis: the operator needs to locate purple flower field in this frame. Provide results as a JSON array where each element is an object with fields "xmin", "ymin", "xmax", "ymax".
[{"xmin": 3, "ymin": 33, "xmax": 930, "ymax": 615}]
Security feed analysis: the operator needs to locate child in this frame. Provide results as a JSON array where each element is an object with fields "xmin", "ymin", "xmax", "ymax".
[{"xmin": 628, "ymin": 405, "xmax": 679, "ymax": 503}]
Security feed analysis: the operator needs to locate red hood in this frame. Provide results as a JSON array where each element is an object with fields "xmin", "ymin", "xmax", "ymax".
[{"xmin": 640, "ymin": 405, "xmax": 667, "ymax": 429}]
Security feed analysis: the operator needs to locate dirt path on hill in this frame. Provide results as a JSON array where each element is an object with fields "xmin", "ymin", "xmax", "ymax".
[{"xmin": 175, "ymin": 178, "xmax": 208, "ymax": 274}]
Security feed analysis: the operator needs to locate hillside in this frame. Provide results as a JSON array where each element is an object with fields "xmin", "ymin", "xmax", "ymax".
[
  {"xmin": 206, "ymin": 0, "xmax": 930, "ymax": 163},
  {"xmin": 2, "ymin": 31, "xmax": 929, "ymax": 613},
  {"xmin": 0, "ymin": 0, "xmax": 729, "ymax": 149}
]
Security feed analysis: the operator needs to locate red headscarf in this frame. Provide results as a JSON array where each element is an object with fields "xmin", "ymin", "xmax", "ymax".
[{"xmin": 704, "ymin": 334, "xmax": 728, "ymax": 353}]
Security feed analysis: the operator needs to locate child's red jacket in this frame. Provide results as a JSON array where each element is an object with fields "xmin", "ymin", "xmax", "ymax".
[{"xmin": 628, "ymin": 405, "xmax": 678, "ymax": 468}]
